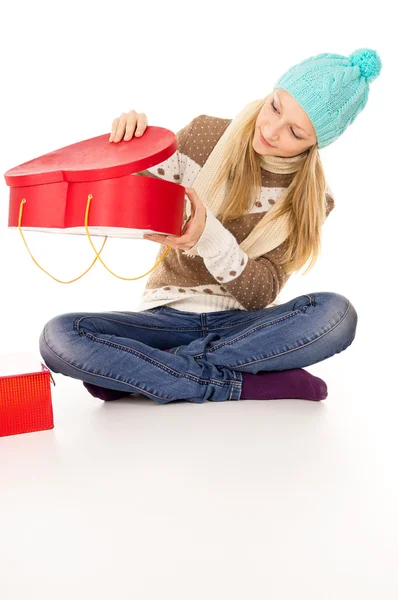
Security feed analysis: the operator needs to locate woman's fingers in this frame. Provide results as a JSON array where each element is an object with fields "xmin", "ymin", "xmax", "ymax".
[
  {"xmin": 109, "ymin": 117, "xmax": 120, "ymax": 142},
  {"xmin": 109, "ymin": 111, "xmax": 148, "ymax": 143},
  {"xmin": 113, "ymin": 112, "xmax": 128, "ymax": 142},
  {"xmin": 124, "ymin": 111, "xmax": 148, "ymax": 140}
]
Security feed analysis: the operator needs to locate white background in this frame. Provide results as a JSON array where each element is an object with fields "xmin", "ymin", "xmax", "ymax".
[{"xmin": 1, "ymin": 1, "xmax": 397, "ymax": 599}]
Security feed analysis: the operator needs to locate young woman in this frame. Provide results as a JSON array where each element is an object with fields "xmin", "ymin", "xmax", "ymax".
[{"xmin": 39, "ymin": 48, "xmax": 382, "ymax": 403}]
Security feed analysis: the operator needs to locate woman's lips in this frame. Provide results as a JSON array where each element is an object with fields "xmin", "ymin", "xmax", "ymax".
[{"xmin": 260, "ymin": 131, "xmax": 274, "ymax": 147}]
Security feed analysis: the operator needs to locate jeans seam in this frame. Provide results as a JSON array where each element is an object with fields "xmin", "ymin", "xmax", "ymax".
[
  {"xmin": 196, "ymin": 309, "xmax": 304, "ymax": 355},
  {"xmin": 202, "ymin": 300, "xmax": 352, "ymax": 368},
  {"xmin": 74, "ymin": 315, "xmax": 203, "ymax": 334},
  {"xmin": 76, "ymin": 312, "xmax": 289, "ymax": 334},
  {"xmin": 137, "ymin": 311, "xmax": 282, "ymax": 332},
  {"xmin": 229, "ymin": 370, "xmax": 242, "ymax": 401}
]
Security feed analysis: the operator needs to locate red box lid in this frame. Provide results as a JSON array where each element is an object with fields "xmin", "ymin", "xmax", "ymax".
[{"xmin": 4, "ymin": 126, "xmax": 177, "ymax": 188}]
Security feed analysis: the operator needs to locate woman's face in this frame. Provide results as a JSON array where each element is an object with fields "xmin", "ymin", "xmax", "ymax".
[{"xmin": 253, "ymin": 88, "xmax": 317, "ymax": 157}]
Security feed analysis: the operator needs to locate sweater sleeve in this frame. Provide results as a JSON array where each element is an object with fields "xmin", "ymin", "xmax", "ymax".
[{"xmin": 184, "ymin": 191, "xmax": 336, "ymax": 311}]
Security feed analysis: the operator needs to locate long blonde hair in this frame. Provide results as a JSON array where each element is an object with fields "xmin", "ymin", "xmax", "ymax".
[{"xmin": 210, "ymin": 94, "xmax": 329, "ymax": 276}]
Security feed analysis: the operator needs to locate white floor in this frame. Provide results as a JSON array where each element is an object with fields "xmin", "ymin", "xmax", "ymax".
[{"xmin": 1, "ymin": 343, "xmax": 397, "ymax": 600}]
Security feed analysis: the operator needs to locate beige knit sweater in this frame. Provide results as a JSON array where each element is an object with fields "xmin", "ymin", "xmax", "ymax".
[{"xmin": 135, "ymin": 114, "xmax": 335, "ymax": 313}]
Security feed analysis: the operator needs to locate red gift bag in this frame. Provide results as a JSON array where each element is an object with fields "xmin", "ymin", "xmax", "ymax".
[
  {"xmin": 4, "ymin": 127, "xmax": 186, "ymax": 283},
  {"xmin": 0, "ymin": 353, "xmax": 55, "ymax": 437}
]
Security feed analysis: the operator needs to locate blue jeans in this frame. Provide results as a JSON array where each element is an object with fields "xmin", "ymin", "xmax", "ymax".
[{"xmin": 39, "ymin": 291, "xmax": 357, "ymax": 404}]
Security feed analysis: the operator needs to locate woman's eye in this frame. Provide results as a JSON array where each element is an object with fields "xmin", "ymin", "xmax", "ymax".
[{"xmin": 271, "ymin": 101, "xmax": 302, "ymax": 140}]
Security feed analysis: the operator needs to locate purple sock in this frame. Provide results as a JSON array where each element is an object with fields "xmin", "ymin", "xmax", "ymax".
[
  {"xmin": 240, "ymin": 368, "xmax": 328, "ymax": 401},
  {"xmin": 83, "ymin": 381, "xmax": 130, "ymax": 401}
]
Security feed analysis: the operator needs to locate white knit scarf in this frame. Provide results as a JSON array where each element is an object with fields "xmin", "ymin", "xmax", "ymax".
[{"xmin": 183, "ymin": 99, "xmax": 310, "ymax": 260}]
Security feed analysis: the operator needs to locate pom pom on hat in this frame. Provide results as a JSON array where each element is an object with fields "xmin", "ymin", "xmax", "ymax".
[{"xmin": 349, "ymin": 48, "xmax": 382, "ymax": 82}]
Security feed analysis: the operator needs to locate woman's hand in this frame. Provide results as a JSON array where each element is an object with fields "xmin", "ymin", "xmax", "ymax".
[
  {"xmin": 143, "ymin": 188, "xmax": 206, "ymax": 251},
  {"xmin": 109, "ymin": 110, "xmax": 148, "ymax": 142}
]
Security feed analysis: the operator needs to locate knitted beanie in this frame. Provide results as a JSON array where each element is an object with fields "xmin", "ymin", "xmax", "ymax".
[{"xmin": 274, "ymin": 48, "xmax": 382, "ymax": 149}]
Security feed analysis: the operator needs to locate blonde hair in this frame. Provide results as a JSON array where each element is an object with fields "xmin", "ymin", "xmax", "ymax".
[{"xmin": 210, "ymin": 94, "xmax": 329, "ymax": 276}]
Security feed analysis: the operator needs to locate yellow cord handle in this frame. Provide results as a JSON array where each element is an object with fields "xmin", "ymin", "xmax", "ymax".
[
  {"xmin": 18, "ymin": 194, "xmax": 171, "ymax": 283},
  {"xmin": 18, "ymin": 198, "xmax": 107, "ymax": 284},
  {"xmin": 83, "ymin": 194, "xmax": 171, "ymax": 281}
]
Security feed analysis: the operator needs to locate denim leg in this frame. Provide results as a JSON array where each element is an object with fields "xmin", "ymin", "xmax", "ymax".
[
  {"xmin": 38, "ymin": 309, "xmax": 242, "ymax": 404},
  {"xmin": 169, "ymin": 292, "xmax": 358, "ymax": 374}
]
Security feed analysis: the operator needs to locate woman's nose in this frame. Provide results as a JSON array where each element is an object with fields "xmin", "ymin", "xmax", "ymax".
[{"xmin": 264, "ymin": 124, "xmax": 281, "ymax": 140}]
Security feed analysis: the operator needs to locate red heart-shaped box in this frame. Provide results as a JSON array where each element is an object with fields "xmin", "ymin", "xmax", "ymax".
[{"xmin": 4, "ymin": 126, "xmax": 186, "ymax": 238}]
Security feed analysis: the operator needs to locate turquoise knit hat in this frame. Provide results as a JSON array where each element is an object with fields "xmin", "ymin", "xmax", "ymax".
[{"xmin": 274, "ymin": 48, "xmax": 382, "ymax": 149}]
